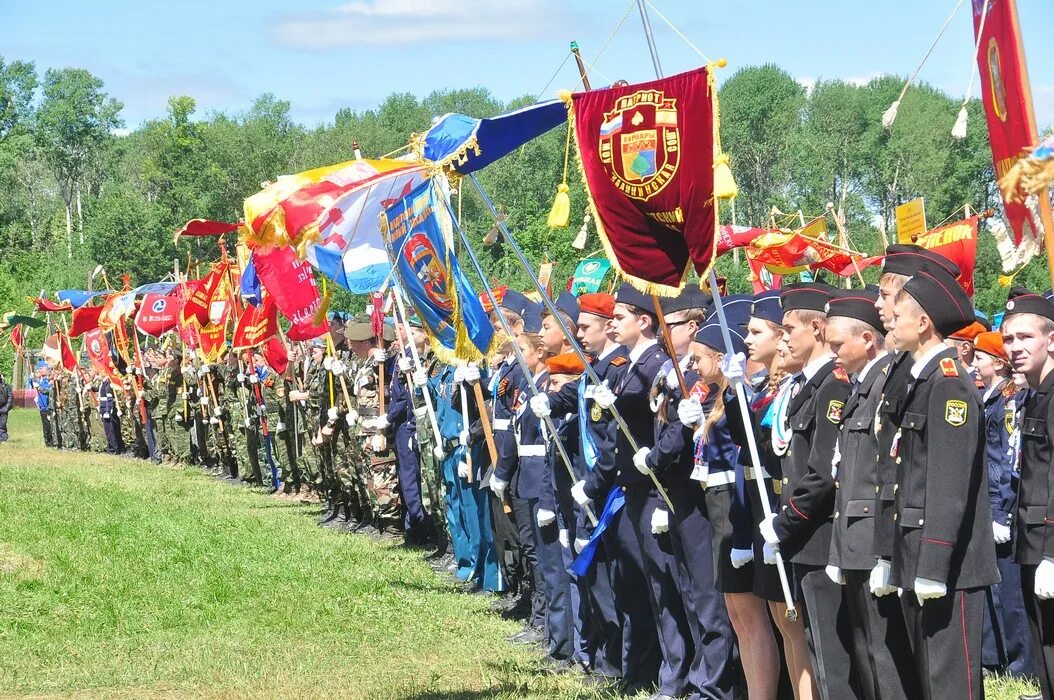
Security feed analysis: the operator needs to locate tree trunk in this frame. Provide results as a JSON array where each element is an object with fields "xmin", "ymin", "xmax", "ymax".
[
  {"xmin": 76, "ymin": 185, "xmax": 84, "ymax": 244},
  {"xmin": 65, "ymin": 201, "xmax": 73, "ymax": 258}
]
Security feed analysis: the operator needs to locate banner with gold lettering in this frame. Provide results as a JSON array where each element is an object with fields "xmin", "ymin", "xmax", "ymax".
[
  {"xmin": 232, "ymin": 296, "xmax": 278, "ymax": 350},
  {"xmin": 915, "ymin": 216, "xmax": 979, "ymax": 296},
  {"xmin": 972, "ymin": 0, "xmax": 1040, "ymax": 246},
  {"xmin": 569, "ymin": 66, "xmax": 717, "ymax": 295}
]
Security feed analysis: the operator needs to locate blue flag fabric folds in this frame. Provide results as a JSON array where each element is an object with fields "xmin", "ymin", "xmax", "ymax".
[
  {"xmin": 570, "ymin": 487, "xmax": 625, "ymax": 577},
  {"xmin": 132, "ymin": 282, "xmax": 179, "ymax": 296},
  {"xmin": 240, "ymin": 255, "xmax": 262, "ymax": 306},
  {"xmin": 383, "ymin": 179, "xmax": 496, "ymax": 362},
  {"xmin": 421, "ymin": 100, "xmax": 567, "ymax": 174},
  {"xmin": 58, "ymin": 290, "xmax": 105, "ymax": 309}
]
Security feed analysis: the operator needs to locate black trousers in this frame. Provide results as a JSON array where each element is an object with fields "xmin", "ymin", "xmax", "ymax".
[
  {"xmin": 796, "ymin": 563, "xmax": 859, "ymax": 700},
  {"xmin": 40, "ymin": 410, "xmax": 54, "ymax": 446},
  {"xmin": 0, "ymin": 409, "xmax": 8, "ymax": 441},
  {"xmin": 844, "ymin": 569, "xmax": 920, "ymax": 700},
  {"xmin": 900, "ymin": 586, "xmax": 985, "ymax": 700},
  {"xmin": 1022, "ymin": 564, "xmax": 1054, "ymax": 699}
]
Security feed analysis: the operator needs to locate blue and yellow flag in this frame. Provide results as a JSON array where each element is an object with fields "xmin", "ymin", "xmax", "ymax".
[{"xmin": 382, "ymin": 179, "xmax": 496, "ymax": 363}]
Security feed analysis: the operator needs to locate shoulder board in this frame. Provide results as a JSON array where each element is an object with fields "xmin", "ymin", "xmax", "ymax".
[
  {"xmin": 940, "ymin": 357, "xmax": 958, "ymax": 377},
  {"xmin": 1002, "ymin": 381, "xmax": 1018, "ymax": 399},
  {"xmin": 498, "ymin": 378, "xmax": 510, "ymax": 395},
  {"xmin": 833, "ymin": 368, "xmax": 850, "ymax": 383},
  {"xmin": 609, "ymin": 356, "xmax": 628, "ymax": 367}
]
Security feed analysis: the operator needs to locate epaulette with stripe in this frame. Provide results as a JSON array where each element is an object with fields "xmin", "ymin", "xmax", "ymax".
[
  {"xmin": 833, "ymin": 367, "xmax": 850, "ymax": 383},
  {"xmin": 609, "ymin": 355, "xmax": 628, "ymax": 367},
  {"xmin": 940, "ymin": 357, "xmax": 958, "ymax": 377},
  {"xmin": 498, "ymin": 378, "xmax": 510, "ymax": 396}
]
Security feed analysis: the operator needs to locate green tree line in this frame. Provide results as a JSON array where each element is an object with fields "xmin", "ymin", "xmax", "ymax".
[{"xmin": 0, "ymin": 58, "xmax": 1048, "ymax": 374}]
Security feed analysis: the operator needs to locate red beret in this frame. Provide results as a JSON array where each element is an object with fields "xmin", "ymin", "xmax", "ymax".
[
  {"xmin": 949, "ymin": 321, "xmax": 987, "ymax": 342},
  {"xmin": 973, "ymin": 331, "xmax": 1007, "ymax": 361},
  {"xmin": 546, "ymin": 352, "xmax": 586, "ymax": 375},
  {"xmin": 578, "ymin": 293, "xmax": 615, "ymax": 319}
]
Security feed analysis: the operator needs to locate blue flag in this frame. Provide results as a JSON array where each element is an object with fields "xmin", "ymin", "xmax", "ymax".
[
  {"xmin": 240, "ymin": 255, "xmax": 262, "ymax": 306},
  {"xmin": 383, "ymin": 179, "xmax": 496, "ymax": 362},
  {"xmin": 58, "ymin": 289, "xmax": 105, "ymax": 309}
]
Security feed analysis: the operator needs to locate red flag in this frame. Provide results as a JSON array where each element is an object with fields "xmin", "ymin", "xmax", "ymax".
[
  {"xmin": 43, "ymin": 332, "xmax": 77, "ymax": 371},
  {"xmin": 174, "ymin": 218, "xmax": 241, "ymax": 240},
  {"xmin": 263, "ymin": 335, "xmax": 289, "ymax": 375},
  {"xmin": 748, "ymin": 232, "xmax": 859, "ymax": 276},
  {"xmin": 9, "ymin": 325, "xmax": 24, "ymax": 352},
  {"xmin": 717, "ymin": 225, "xmax": 775, "ymax": 257},
  {"xmin": 370, "ymin": 292, "xmax": 384, "ymax": 339},
  {"xmin": 135, "ymin": 291, "xmax": 183, "ymax": 337},
  {"xmin": 181, "ymin": 263, "xmax": 228, "ymax": 328},
  {"xmin": 83, "ymin": 328, "xmax": 121, "ymax": 383},
  {"xmin": 232, "ymin": 296, "xmax": 278, "ymax": 350},
  {"xmin": 198, "ymin": 322, "xmax": 227, "ymax": 362},
  {"xmin": 69, "ymin": 304, "xmax": 105, "ymax": 338},
  {"xmin": 286, "ymin": 315, "xmax": 329, "ymax": 342},
  {"xmin": 914, "ymin": 217, "xmax": 979, "ymax": 296},
  {"xmin": 747, "ymin": 257, "xmax": 782, "ymax": 292},
  {"xmin": 252, "ymin": 245, "xmax": 324, "ymax": 325},
  {"xmin": 32, "ymin": 297, "xmax": 72, "ymax": 312},
  {"xmin": 973, "ymin": 0, "xmax": 1040, "ymax": 246},
  {"xmin": 570, "ymin": 66, "xmax": 718, "ymax": 294}
]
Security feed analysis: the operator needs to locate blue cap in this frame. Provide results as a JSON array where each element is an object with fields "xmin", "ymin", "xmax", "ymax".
[
  {"xmin": 749, "ymin": 290, "xmax": 782, "ymax": 325},
  {"xmin": 553, "ymin": 292, "xmax": 580, "ymax": 325},
  {"xmin": 694, "ymin": 295, "xmax": 752, "ymax": 354}
]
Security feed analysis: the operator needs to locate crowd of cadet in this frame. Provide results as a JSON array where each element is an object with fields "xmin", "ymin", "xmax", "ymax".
[{"xmin": 26, "ymin": 243, "xmax": 1054, "ymax": 700}]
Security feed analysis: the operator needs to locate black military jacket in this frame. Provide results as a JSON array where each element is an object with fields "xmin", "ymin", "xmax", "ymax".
[{"xmin": 1015, "ymin": 368, "xmax": 1054, "ymax": 565}]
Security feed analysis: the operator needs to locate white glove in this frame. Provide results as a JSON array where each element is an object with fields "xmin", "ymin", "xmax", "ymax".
[
  {"xmin": 650, "ymin": 507, "xmax": 670, "ymax": 534},
  {"xmin": 412, "ymin": 369, "xmax": 428, "ymax": 386},
  {"xmin": 453, "ymin": 365, "xmax": 466, "ymax": 384},
  {"xmin": 457, "ymin": 461, "xmax": 470, "ymax": 479},
  {"xmin": 375, "ymin": 414, "xmax": 390, "ymax": 430},
  {"xmin": 432, "ymin": 444, "xmax": 446, "ymax": 460},
  {"xmin": 458, "ymin": 429, "xmax": 470, "ymax": 446},
  {"xmin": 762, "ymin": 541, "xmax": 777, "ymax": 565},
  {"xmin": 276, "ymin": 421, "xmax": 286, "ymax": 431},
  {"xmin": 664, "ymin": 366, "xmax": 679, "ymax": 389},
  {"xmin": 826, "ymin": 565, "xmax": 846, "ymax": 586},
  {"xmin": 593, "ymin": 383, "xmax": 616, "ymax": 409},
  {"xmin": 759, "ymin": 512, "xmax": 779, "ymax": 547},
  {"xmin": 244, "ymin": 418, "xmax": 252, "ymax": 428},
  {"xmin": 1037, "ymin": 558, "xmax": 1054, "ymax": 600},
  {"xmin": 331, "ymin": 360, "xmax": 345, "ymax": 376},
  {"xmin": 200, "ymin": 396, "xmax": 209, "ymax": 406},
  {"xmin": 558, "ymin": 529, "xmax": 570, "ymax": 549},
  {"xmin": 490, "ymin": 475, "xmax": 508, "ymax": 498},
  {"xmin": 574, "ymin": 537, "xmax": 589, "ymax": 554},
  {"xmin": 530, "ymin": 394, "xmax": 551, "ymax": 418},
  {"xmin": 136, "ymin": 391, "xmax": 145, "ymax": 400},
  {"xmin": 249, "ymin": 373, "xmax": 259, "ymax": 384},
  {"xmin": 677, "ymin": 397, "xmax": 703, "ymax": 426},
  {"xmin": 721, "ymin": 351, "xmax": 747, "ymax": 383},
  {"xmin": 236, "ymin": 372, "xmax": 246, "ymax": 384},
  {"xmin": 536, "ymin": 508, "xmax": 557, "ymax": 527},
  {"xmin": 398, "ymin": 356, "xmax": 412, "ymax": 373},
  {"xmin": 914, "ymin": 577, "xmax": 947, "ymax": 605},
  {"xmin": 214, "ymin": 407, "xmax": 223, "ymax": 417},
  {"xmin": 633, "ymin": 447, "xmax": 652, "ymax": 476},
  {"xmin": 102, "ymin": 412, "xmax": 110, "ymax": 420},
  {"xmin": 327, "ymin": 406, "xmax": 339, "ymax": 423},
  {"xmin": 200, "ymin": 364, "xmax": 210, "ymax": 374},
  {"xmin": 209, "ymin": 416, "xmax": 219, "ymax": 425},
  {"xmin": 869, "ymin": 560, "xmax": 897, "ymax": 597},
  {"xmin": 184, "ymin": 367, "xmax": 197, "ymax": 380},
  {"xmin": 993, "ymin": 521, "xmax": 1011, "ymax": 545},
  {"xmin": 322, "ymin": 357, "xmax": 333, "ymax": 371},
  {"xmin": 371, "ymin": 434, "xmax": 386, "ymax": 452},
  {"xmin": 571, "ymin": 480, "xmax": 590, "ymax": 506},
  {"xmin": 370, "ymin": 348, "xmax": 386, "ymax": 364},
  {"xmin": 258, "ymin": 403, "xmax": 267, "ymax": 413},
  {"xmin": 730, "ymin": 548, "xmax": 754, "ymax": 569},
  {"xmin": 461, "ymin": 363, "xmax": 481, "ymax": 383}
]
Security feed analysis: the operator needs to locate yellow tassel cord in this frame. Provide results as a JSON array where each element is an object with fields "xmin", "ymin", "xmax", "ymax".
[
  {"xmin": 547, "ymin": 111, "xmax": 575, "ymax": 229},
  {"xmin": 562, "ymin": 91, "xmax": 686, "ymax": 297},
  {"xmin": 709, "ymin": 60, "xmax": 738, "ymax": 202}
]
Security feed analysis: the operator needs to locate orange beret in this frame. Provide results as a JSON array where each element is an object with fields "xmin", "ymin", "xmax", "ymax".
[
  {"xmin": 578, "ymin": 293, "xmax": 615, "ymax": 319},
  {"xmin": 546, "ymin": 352, "xmax": 586, "ymax": 375},
  {"xmin": 973, "ymin": 331, "xmax": 1007, "ymax": 361},
  {"xmin": 949, "ymin": 321, "xmax": 987, "ymax": 342}
]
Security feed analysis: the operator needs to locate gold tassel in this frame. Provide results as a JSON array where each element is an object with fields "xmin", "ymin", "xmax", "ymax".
[
  {"xmin": 547, "ymin": 184, "xmax": 570, "ymax": 228},
  {"xmin": 713, "ymin": 153, "xmax": 738, "ymax": 200}
]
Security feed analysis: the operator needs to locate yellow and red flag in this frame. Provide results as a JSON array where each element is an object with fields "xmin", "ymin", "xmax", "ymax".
[
  {"xmin": 232, "ymin": 295, "xmax": 278, "ymax": 350},
  {"xmin": 748, "ymin": 231, "xmax": 860, "ymax": 276}
]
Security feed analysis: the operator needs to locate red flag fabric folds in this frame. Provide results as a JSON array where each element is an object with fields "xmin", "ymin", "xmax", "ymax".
[
  {"xmin": 32, "ymin": 297, "xmax": 72, "ymax": 313},
  {"xmin": 181, "ymin": 264, "xmax": 228, "ymax": 328},
  {"xmin": 286, "ymin": 315, "xmax": 329, "ymax": 342},
  {"xmin": 232, "ymin": 296, "xmax": 278, "ymax": 350},
  {"xmin": 43, "ymin": 333, "xmax": 77, "ymax": 371},
  {"xmin": 69, "ymin": 304, "xmax": 105, "ymax": 338},
  {"xmin": 570, "ymin": 66, "xmax": 718, "ymax": 294},
  {"xmin": 84, "ymin": 328, "xmax": 121, "ymax": 383},
  {"xmin": 135, "ymin": 291, "xmax": 183, "ymax": 337},
  {"xmin": 252, "ymin": 245, "xmax": 323, "ymax": 325},
  {"xmin": 174, "ymin": 219, "xmax": 241, "ymax": 239},
  {"xmin": 263, "ymin": 335, "xmax": 289, "ymax": 375},
  {"xmin": 747, "ymin": 232, "xmax": 859, "ymax": 276},
  {"xmin": 914, "ymin": 217, "xmax": 979, "ymax": 296},
  {"xmin": 717, "ymin": 225, "xmax": 775, "ymax": 257}
]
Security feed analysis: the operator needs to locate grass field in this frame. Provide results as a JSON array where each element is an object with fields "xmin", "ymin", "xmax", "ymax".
[{"xmin": 0, "ymin": 410, "xmax": 1039, "ymax": 699}]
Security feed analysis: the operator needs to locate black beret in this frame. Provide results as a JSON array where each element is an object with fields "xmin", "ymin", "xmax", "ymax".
[
  {"xmin": 749, "ymin": 290, "xmax": 782, "ymax": 325},
  {"xmin": 1005, "ymin": 286, "xmax": 1054, "ymax": 323},
  {"xmin": 780, "ymin": 283, "xmax": 836, "ymax": 314},
  {"xmin": 614, "ymin": 282, "xmax": 654, "ymax": 312},
  {"xmin": 661, "ymin": 284, "xmax": 712, "ymax": 317},
  {"xmin": 881, "ymin": 244, "xmax": 961, "ymax": 279},
  {"xmin": 825, "ymin": 286, "xmax": 884, "ymax": 333},
  {"xmin": 902, "ymin": 264, "xmax": 974, "ymax": 336}
]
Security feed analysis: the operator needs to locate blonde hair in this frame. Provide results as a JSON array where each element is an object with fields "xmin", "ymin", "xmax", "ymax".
[{"xmin": 697, "ymin": 344, "xmax": 728, "ymax": 443}]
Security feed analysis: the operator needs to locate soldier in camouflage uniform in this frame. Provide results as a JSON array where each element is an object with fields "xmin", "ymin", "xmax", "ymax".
[
  {"xmin": 227, "ymin": 351, "xmax": 263, "ymax": 483},
  {"xmin": 304, "ymin": 339, "xmax": 340, "ymax": 519},
  {"xmin": 142, "ymin": 353, "xmax": 166, "ymax": 461},
  {"xmin": 277, "ymin": 344, "xmax": 311, "ymax": 494},
  {"xmin": 202, "ymin": 357, "xmax": 238, "ymax": 478},
  {"xmin": 163, "ymin": 348, "xmax": 192, "ymax": 464},
  {"xmin": 252, "ymin": 349, "xmax": 284, "ymax": 491}
]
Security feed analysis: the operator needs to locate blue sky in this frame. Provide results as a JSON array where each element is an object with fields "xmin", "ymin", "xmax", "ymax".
[{"xmin": 5, "ymin": 0, "xmax": 1053, "ymax": 131}]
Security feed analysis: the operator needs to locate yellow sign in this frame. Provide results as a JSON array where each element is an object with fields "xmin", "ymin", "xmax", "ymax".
[{"xmin": 896, "ymin": 198, "xmax": 927, "ymax": 244}]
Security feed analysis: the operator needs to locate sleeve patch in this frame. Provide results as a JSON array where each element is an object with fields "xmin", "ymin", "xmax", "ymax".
[
  {"xmin": 609, "ymin": 355, "xmax": 628, "ymax": 367},
  {"xmin": 940, "ymin": 358, "xmax": 958, "ymax": 377},
  {"xmin": 826, "ymin": 400, "xmax": 844, "ymax": 424},
  {"xmin": 945, "ymin": 399, "xmax": 968, "ymax": 426}
]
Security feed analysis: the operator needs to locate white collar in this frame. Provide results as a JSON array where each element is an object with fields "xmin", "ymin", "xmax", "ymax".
[
  {"xmin": 910, "ymin": 343, "xmax": 949, "ymax": 379},
  {"xmin": 857, "ymin": 351, "xmax": 889, "ymax": 383},
  {"xmin": 628, "ymin": 338, "xmax": 659, "ymax": 364},
  {"xmin": 801, "ymin": 354, "xmax": 833, "ymax": 382},
  {"xmin": 598, "ymin": 343, "xmax": 619, "ymax": 361}
]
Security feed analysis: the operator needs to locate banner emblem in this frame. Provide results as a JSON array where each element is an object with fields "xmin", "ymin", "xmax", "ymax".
[
  {"xmin": 599, "ymin": 90, "xmax": 679, "ymax": 202},
  {"xmin": 404, "ymin": 233, "xmax": 454, "ymax": 313},
  {"xmin": 151, "ymin": 298, "xmax": 167, "ymax": 313}
]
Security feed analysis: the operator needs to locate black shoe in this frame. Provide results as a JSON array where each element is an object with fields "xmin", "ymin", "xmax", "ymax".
[
  {"xmin": 506, "ymin": 627, "xmax": 544, "ymax": 645},
  {"xmin": 320, "ymin": 505, "xmax": 340, "ymax": 524}
]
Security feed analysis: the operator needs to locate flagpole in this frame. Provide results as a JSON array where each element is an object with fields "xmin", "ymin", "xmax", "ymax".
[
  {"xmin": 634, "ymin": 0, "xmax": 797, "ymax": 619},
  {"xmin": 446, "ymin": 197, "xmax": 598, "ymax": 526},
  {"xmin": 467, "ymin": 173, "xmax": 676, "ymax": 513}
]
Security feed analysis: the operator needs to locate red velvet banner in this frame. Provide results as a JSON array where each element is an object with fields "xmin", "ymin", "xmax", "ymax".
[
  {"xmin": 571, "ymin": 66, "xmax": 717, "ymax": 294},
  {"xmin": 83, "ymin": 328, "xmax": 121, "ymax": 383},
  {"xmin": 915, "ymin": 216, "xmax": 979, "ymax": 296},
  {"xmin": 973, "ymin": 0, "xmax": 1039, "ymax": 244},
  {"xmin": 232, "ymin": 296, "xmax": 278, "ymax": 350}
]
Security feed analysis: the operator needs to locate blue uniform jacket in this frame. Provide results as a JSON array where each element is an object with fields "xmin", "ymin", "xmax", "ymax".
[
  {"xmin": 983, "ymin": 378, "xmax": 1017, "ymax": 527},
  {"xmin": 507, "ymin": 371, "xmax": 549, "ymax": 500}
]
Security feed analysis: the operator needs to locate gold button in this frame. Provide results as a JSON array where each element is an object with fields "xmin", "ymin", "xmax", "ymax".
[
  {"xmin": 918, "ymin": 519, "xmax": 924, "ymax": 526},
  {"xmin": 893, "ymin": 513, "xmax": 898, "ymax": 521},
  {"xmin": 783, "ymin": 478, "xmax": 789, "ymax": 484},
  {"xmin": 864, "ymin": 507, "xmax": 869, "ymax": 513}
]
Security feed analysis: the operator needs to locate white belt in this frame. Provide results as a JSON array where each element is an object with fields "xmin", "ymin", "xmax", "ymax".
[
  {"xmin": 704, "ymin": 469, "xmax": 736, "ymax": 487},
  {"xmin": 517, "ymin": 444, "xmax": 546, "ymax": 457},
  {"xmin": 493, "ymin": 418, "xmax": 511, "ymax": 431},
  {"xmin": 745, "ymin": 466, "xmax": 771, "ymax": 481}
]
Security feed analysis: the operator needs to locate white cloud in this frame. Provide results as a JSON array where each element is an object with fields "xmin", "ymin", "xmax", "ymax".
[
  {"xmin": 271, "ymin": 0, "xmax": 563, "ymax": 49},
  {"xmin": 797, "ymin": 72, "xmax": 886, "ymax": 94}
]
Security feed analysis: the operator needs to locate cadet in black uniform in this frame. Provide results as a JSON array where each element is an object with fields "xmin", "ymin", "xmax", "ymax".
[
  {"xmin": 888, "ymin": 264, "xmax": 999, "ymax": 700},
  {"xmin": 1002, "ymin": 289, "xmax": 1054, "ymax": 699}
]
